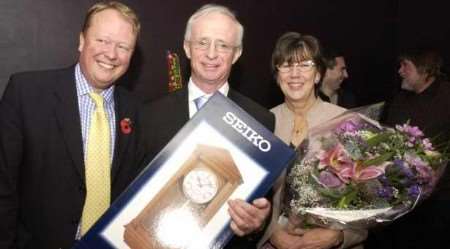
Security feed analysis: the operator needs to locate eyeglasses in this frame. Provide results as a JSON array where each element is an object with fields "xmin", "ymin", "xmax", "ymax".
[
  {"xmin": 188, "ymin": 39, "xmax": 238, "ymax": 53},
  {"xmin": 277, "ymin": 60, "xmax": 316, "ymax": 73}
]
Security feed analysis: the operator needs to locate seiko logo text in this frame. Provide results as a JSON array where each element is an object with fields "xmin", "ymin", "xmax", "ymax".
[{"xmin": 223, "ymin": 112, "xmax": 271, "ymax": 152}]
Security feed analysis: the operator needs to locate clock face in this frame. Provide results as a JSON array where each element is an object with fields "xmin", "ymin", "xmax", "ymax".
[{"xmin": 182, "ymin": 168, "xmax": 219, "ymax": 204}]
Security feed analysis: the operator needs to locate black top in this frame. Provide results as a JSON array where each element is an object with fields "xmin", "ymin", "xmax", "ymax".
[{"xmin": 318, "ymin": 87, "xmax": 357, "ymax": 108}]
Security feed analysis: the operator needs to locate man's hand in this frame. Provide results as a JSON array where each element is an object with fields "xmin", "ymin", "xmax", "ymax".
[{"xmin": 227, "ymin": 198, "xmax": 271, "ymax": 236}]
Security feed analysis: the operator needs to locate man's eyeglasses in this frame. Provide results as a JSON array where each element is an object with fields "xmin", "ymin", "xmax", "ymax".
[
  {"xmin": 189, "ymin": 39, "xmax": 238, "ymax": 53},
  {"xmin": 277, "ymin": 60, "xmax": 316, "ymax": 73}
]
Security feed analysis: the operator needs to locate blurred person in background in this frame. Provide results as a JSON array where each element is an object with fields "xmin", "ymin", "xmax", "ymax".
[
  {"xmin": 319, "ymin": 47, "xmax": 356, "ymax": 108},
  {"xmin": 367, "ymin": 48, "xmax": 450, "ymax": 249}
]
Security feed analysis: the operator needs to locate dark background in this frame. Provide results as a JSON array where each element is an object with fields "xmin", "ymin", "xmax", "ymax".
[{"xmin": 1, "ymin": 0, "xmax": 449, "ymax": 108}]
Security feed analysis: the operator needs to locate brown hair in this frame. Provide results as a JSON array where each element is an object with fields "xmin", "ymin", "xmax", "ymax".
[
  {"xmin": 82, "ymin": 1, "xmax": 140, "ymax": 36},
  {"xmin": 399, "ymin": 48, "xmax": 443, "ymax": 80},
  {"xmin": 271, "ymin": 32, "xmax": 325, "ymax": 78},
  {"xmin": 322, "ymin": 47, "xmax": 344, "ymax": 69}
]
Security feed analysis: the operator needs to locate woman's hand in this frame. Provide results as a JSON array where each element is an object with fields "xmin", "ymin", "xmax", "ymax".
[
  {"xmin": 270, "ymin": 228, "xmax": 305, "ymax": 249},
  {"xmin": 270, "ymin": 227, "xmax": 343, "ymax": 249}
]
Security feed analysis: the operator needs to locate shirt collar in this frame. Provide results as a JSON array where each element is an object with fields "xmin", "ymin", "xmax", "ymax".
[
  {"xmin": 187, "ymin": 77, "xmax": 229, "ymax": 102},
  {"xmin": 75, "ymin": 63, "xmax": 114, "ymax": 104}
]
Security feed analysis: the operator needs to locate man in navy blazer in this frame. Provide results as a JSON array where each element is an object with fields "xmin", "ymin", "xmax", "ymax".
[
  {"xmin": 140, "ymin": 4, "xmax": 274, "ymax": 248},
  {"xmin": 0, "ymin": 2, "xmax": 143, "ymax": 248}
]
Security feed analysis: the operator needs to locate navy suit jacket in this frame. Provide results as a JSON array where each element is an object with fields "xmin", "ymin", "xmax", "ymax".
[{"xmin": 0, "ymin": 66, "xmax": 143, "ymax": 249}]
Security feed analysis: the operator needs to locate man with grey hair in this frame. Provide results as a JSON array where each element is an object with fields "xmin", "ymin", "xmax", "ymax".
[{"xmin": 140, "ymin": 4, "xmax": 275, "ymax": 248}]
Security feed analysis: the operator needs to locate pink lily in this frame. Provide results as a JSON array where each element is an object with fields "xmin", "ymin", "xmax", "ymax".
[
  {"xmin": 317, "ymin": 144, "xmax": 353, "ymax": 171},
  {"xmin": 351, "ymin": 162, "xmax": 385, "ymax": 182},
  {"xmin": 332, "ymin": 161, "xmax": 387, "ymax": 183}
]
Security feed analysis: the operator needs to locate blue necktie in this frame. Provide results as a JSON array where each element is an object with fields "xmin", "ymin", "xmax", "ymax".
[{"xmin": 194, "ymin": 96, "xmax": 208, "ymax": 111}]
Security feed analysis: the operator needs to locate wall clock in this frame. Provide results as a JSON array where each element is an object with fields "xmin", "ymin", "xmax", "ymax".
[{"xmin": 124, "ymin": 144, "xmax": 243, "ymax": 249}]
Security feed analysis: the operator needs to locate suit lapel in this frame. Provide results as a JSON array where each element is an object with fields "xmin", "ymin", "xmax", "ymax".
[
  {"xmin": 227, "ymin": 88, "xmax": 242, "ymax": 105},
  {"xmin": 53, "ymin": 67, "xmax": 85, "ymax": 181},
  {"xmin": 177, "ymin": 87, "xmax": 190, "ymax": 122},
  {"xmin": 111, "ymin": 88, "xmax": 132, "ymax": 181}
]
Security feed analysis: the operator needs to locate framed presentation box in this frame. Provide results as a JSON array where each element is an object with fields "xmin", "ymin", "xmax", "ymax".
[
  {"xmin": 72, "ymin": 93, "xmax": 296, "ymax": 249},
  {"xmin": 123, "ymin": 144, "xmax": 242, "ymax": 249}
]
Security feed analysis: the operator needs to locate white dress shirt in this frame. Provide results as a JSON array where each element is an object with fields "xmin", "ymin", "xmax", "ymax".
[{"xmin": 187, "ymin": 78, "xmax": 229, "ymax": 118}]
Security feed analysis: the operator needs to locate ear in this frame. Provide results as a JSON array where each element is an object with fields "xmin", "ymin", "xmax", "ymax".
[
  {"xmin": 314, "ymin": 73, "xmax": 321, "ymax": 84},
  {"xmin": 231, "ymin": 47, "xmax": 242, "ymax": 64},
  {"xmin": 183, "ymin": 40, "xmax": 191, "ymax": 59},
  {"xmin": 276, "ymin": 74, "xmax": 281, "ymax": 86},
  {"xmin": 78, "ymin": 33, "xmax": 85, "ymax": 53}
]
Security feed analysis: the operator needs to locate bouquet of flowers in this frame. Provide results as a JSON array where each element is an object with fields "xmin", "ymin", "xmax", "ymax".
[{"xmin": 283, "ymin": 112, "xmax": 448, "ymax": 230}]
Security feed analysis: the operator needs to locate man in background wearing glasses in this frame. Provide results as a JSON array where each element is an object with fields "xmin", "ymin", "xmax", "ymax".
[{"xmin": 139, "ymin": 4, "xmax": 275, "ymax": 249}]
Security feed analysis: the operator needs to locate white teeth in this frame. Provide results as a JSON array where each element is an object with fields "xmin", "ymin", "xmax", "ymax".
[
  {"xmin": 203, "ymin": 62, "xmax": 218, "ymax": 67},
  {"xmin": 98, "ymin": 62, "xmax": 114, "ymax": 70}
]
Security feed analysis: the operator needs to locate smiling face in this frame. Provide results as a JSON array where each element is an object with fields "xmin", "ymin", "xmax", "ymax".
[
  {"xmin": 183, "ymin": 12, "xmax": 242, "ymax": 93},
  {"xmin": 398, "ymin": 59, "xmax": 428, "ymax": 92},
  {"xmin": 277, "ymin": 55, "xmax": 321, "ymax": 105},
  {"xmin": 323, "ymin": 56, "xmax": 348, "ymax": 91},
  {"xmin": 78, "ymin": 9, "xmax": 137, "ymax": 91}
]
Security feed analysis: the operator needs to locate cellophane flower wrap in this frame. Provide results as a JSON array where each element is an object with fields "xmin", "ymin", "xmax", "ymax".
[{"xmin": 283, "ymin": 112, "xmax": 447, "ymax": 230}]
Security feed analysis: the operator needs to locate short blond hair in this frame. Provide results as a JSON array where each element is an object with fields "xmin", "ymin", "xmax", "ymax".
[{"xmin": 82, "ymin": 1, "xmax": 140, "ymax": 36}]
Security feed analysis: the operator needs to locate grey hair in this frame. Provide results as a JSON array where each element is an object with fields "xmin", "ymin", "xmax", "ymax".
[{"xmin": 184, "ymin": 4, "xmax": 244, "ymax": 47}]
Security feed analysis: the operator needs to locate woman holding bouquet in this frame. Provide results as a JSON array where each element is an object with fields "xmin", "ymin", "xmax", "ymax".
[{"xmin": 258, "ymin": 32, "xmax": 367, "ymax": 249}]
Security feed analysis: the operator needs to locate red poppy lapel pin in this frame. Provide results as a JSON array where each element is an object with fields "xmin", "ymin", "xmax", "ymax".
[{"xmin": 120, "ymin": 118, "xmax": 132, "ymax": 135}]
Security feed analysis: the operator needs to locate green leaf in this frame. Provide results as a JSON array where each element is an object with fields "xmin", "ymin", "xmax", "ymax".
[
  {"xmin": 363, "ymin": 151, "xmax": 394, "ymax": 166},
  {"xmin": 366, "ymin": 132, "xmax": 391, "ymax": 148},
  {"xmin": 337, "ymin": 188, "xmax": 358, "ymax": 209},
  {"xmin": 318, "ymin": 187, "xmax": 344, "ymax": 199}
]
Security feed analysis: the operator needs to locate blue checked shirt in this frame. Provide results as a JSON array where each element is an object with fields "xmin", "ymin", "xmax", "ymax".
[{"xmin": 75, "ymin": 64, "xmax": 116, "ymax": 166}]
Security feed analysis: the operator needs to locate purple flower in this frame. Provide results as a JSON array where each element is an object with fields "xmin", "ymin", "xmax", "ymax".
[
  {"xmin": 413, "ymin": 164, "xmax": 433, "ymax": 184},
  {"xmin": 404, "ymin": 153, "xmax": 429, "ymax": 169},
  {"xmin": 378, "ymin": 175, "xmax": 390, "ymax": 186},
  {"xmin": 378, "ymin": 186, "xmax": 394, "ymax": 199},
  {"xmin": 422, "ymin": 138, "xmax": 434, "ymax": 150},
  {"xmin": 336, "ymin": 120, "xmax": 360, "ymax": 134},
  {"xmin": 407, "ymin": 185, "xmax": 420, "ymax": 198},
  {"xmin": 407, "ymin": 126, "xmax": 424, "ymax": 138},
  {"xmin": 396, "ymin": 124, "xmax": 424, "ymax": 143},
  {"xmin": 393, "ymin": 160, "xmax": 415, "ymax": 179},
  {"xmin": 318, "ymin": 171, "xmax": 343, "ymax": 188},
  {"xmin": 385, "ymin": 160, "xmax": 415, "ymax": 186}
]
